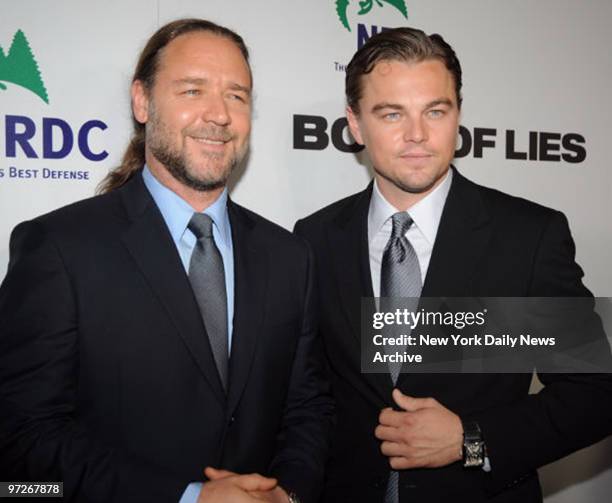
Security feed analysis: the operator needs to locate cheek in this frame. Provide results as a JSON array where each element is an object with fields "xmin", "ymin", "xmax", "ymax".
[
  {"xmin": 233, "ymin": 113, "xmax": 251, "ymax": 138},
  {"xmin": 158, "ymin": 100, "xmax": 196, "ymax": 127},
  {"xmin": 153, "ymin": 111, "xmax": 192, "ymax": 136},
  {"xmin": 369, "ymin": 127, "xmax": 401, "ymax": 156},
  {"xmin": 176, "ymin": 109, "xmax": 196, "ymax": 127},
  {"xmin": 431, "ymin": 124, "xmax": 458, "ymax": 152}
]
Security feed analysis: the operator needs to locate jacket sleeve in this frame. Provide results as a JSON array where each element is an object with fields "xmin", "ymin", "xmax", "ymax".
[
  {"xmin": 476, "ymin": 211, "xmax": 612, "ymax": 496},
  {"xmin": 267, "ymin": 238, "xmax": 335, "ymax": 503},
  {"xmin": 0, "ymin": 220, "xmax": 186, "ymax": 503}
]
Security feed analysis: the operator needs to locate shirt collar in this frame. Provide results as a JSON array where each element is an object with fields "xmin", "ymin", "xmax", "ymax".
[
  {"xmin": 368, "ymin": 168, "xmax": 453, "ymax": 245},
  {"xmin": 142, "ymin": 165, "xmax": 231, "ymax": 247}
]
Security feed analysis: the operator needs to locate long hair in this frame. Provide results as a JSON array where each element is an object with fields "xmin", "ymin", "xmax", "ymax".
[{"xmin": 97, "ymin": 18, "xmax": 251, "ymax": 194}]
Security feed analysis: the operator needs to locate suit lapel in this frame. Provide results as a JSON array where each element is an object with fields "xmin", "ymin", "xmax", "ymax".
[
  {"xmin": 328, "ymin": 183, "xmax": 395, "ymax": 405},
  {"xmin": 421, "ymin": 168, "xmax": 492, "ymax": 297},
  {"xmin": 226, "ymin": 201, "xmax": 267, "ymax": 415},
  {"xmin": 396, "ymin": 168, "xmax": 492, "ymax": 387},
  {"xmin": 119, "ymin": 174, "xmax": 226, "ymax": 407},
  {"xmin": 327, "ymin": 185, "xmax": 373, "ymax": 339}
]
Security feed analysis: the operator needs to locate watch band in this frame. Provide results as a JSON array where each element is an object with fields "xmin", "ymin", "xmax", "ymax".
[
  {"xmin": 287, "ymin": 492, "xmax": 301, "ymax": 503},
  {"xmin": 462, "ymin": 419, "xmax": 485, "ymax": 468}
]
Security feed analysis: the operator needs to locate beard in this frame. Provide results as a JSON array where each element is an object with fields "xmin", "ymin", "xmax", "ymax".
[{"xmin": 146, "ymin": 105, "xmax": 248, "ymax": 192}]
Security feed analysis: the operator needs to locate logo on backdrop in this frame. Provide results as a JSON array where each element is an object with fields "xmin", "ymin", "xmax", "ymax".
[
  {"xmin": 336, "ymin": 0, "xmax": 407, "ymax": 32},
  {"xmin": 0, "ymin": 30, "xmax": 48, "ymax": 103},
  {"xmin": 292, "ymin": 115, "xmax": 587, "ymax": 163},
  {"xmin": 332, "ymin": 1, "xmax": 408, "ymax": 74},
  {"xmin": 0, "ymin": 29, "xmax": 109, "ymax": 183}
]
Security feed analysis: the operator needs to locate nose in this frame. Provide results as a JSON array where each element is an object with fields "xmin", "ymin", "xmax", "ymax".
[
  {"xmin": 403, "ymin": 116, "xmax": 427, "ymax": 143},
  {"xmin": 202, "ymin": 93, "xmax": 230, "ymax": 126}
]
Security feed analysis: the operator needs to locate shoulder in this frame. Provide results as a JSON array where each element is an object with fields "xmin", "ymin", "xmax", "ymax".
[
  {"xmin": 41, "ymin": 190, "xmax": 122, "ymax": 227},
  {"xmin": 230, "ymin": 201, "xmax": 311, "ymax": 258},
  {"xmin": 300, "ymin": 189, "xmax": 368, "ymax": 225},
  {"xmin": 16, "ymin": 194, "xmax": 129, "ymax": 265},
  {"xmin": 295, "ymin": 187, "xmax": 370, "ymax": 235},
  {"xmin": 480, "ymin": 184, "xmax": 558, "ymax": 220},
  {"xmin": 456, "ymin": 171, "xmax": 565, "ymax": 230},
  {"xmin": 11, "ymin": 189, "xmax": 125, "ymax": 247}
]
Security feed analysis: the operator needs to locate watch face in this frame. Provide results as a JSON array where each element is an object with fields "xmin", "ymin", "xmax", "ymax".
[
  {"xmin": 464, "ymin": 441, "xmax": 484, "ymax": 467},
  {"xmin": 467, "ymin": 441, "xmax": 483, "ymax": 455}
]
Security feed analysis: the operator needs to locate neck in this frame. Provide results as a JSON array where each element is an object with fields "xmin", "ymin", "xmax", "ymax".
[{"xmin": 146, "ymin": 157, "xmax": 225, "ymax": 213}]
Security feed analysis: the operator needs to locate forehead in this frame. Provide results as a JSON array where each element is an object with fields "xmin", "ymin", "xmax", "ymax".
[
  {"xmin": 155, "ymin": 31, "xmax": 251, "ymax": 87},
  {"xmin": 361, "ymin": 58, "xmax": 456, "ymax": 105}
]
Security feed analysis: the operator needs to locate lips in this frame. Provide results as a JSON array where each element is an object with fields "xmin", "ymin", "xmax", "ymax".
[{"xmin": 400, "ymin": 152, "xmax": 433, "ymax": 158}]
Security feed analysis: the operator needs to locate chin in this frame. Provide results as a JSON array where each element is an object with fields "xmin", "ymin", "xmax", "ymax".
[
  {"xmin": 393, "ymin": 175, "xmax": 436, "ymax": 194},
  {"xmin": 405, "ymin": 169, "xmax": 449, "ymax": 190},
  {"xmin": 397, "ymin": 182, "xmax": 436, "ymax": 194}
]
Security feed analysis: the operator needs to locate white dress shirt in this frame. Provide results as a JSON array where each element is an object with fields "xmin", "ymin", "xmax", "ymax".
[
  {"xmin": 368, "ymin": 169, "xmax": 453, "ymax": 296},
  {"xmin": 367, "ymin": 168, "xmax": 492, "ymax": 472}
]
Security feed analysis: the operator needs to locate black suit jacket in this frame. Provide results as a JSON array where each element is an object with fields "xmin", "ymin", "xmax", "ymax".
[
  {"xmin": 0, "ymin": 173, "xmax": 333, "ymax": 503},
  {"xmin": 295, "ymin": 168, "xmax": 612, "ymax": 503}
]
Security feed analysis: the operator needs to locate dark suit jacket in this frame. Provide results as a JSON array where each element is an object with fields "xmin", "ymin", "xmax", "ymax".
[
  {"xmin": 0, "ymin": 172, "xmax": 333, "ymax": 503},
  {"xmin": 295, "ymin": 168, "xmax": 612, "ymax": 503}
]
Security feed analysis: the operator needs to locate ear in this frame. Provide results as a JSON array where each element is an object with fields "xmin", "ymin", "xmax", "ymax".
[
  {"xmin": 346, "ymin": 106, "xmax": 364, "ymax": 145},
  {"xmin": 131, "ymin": 80, "xmax": 149, "ymax": 124}
]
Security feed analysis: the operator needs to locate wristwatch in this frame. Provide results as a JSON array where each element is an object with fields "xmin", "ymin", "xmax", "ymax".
[
  {"xmin": 287, "ymin": 492, "xmax": 301, "ymax": 503},
  {"xmin": 461, "ymin": 419, "xmax": 485, "ymax": 468}
]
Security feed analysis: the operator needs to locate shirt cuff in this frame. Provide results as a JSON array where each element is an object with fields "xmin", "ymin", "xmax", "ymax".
[
  {"xmin": 483, "ymin": 455, "xmax": 492, "ymax": 472},
  {"xmin": 179, "ymin": 482, "xmax": 202, "ymax": 503}
]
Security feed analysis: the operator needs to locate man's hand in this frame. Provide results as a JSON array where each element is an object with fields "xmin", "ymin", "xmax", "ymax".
[
  {"xmin": 197, "ymin": 467, "xmax": 279, "ymax": 503},
  {"xmin": 203, "ymin": 467, "xmax": 289, "ymax": 503},
  {"xmin": 375, "ymin": 389, "xmax": 463, "ymax": 469},
  {"xmin": 250, "ymin": 487, "xmax": 290, "ymax": 503}
]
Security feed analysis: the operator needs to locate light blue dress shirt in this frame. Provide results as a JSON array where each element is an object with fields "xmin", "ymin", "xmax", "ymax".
[
  {"xmin": 141, "ymin": 166, "xmax": 234, "ymax": 503},
  {"xmin": 142, "ymin": 166, "xmax": 234, "ymax": 350}
]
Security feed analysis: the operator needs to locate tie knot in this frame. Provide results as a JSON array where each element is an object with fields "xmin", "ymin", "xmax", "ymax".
[
  {"xmin": 188, "ymin": 213, "xmax": 214, "ymax": 239},
  {"xmin": 391, "ymin": 212, "xmax": 413, "ymax": 238}
]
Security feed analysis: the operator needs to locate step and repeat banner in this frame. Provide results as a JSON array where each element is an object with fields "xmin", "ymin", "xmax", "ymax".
[{"xmin": 2, "ymin": 1, "xmax": 611, "ymax": 500}]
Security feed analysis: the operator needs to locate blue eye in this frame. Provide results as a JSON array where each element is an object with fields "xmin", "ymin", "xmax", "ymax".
[
  {"xmin": 427, "ymin": 109, "xmax": 444, "ymax": 118},
  {"xmin": 184, "ymin": 89, "xmax": 200, "ymax": 96},
  {"xmin": 384, "ymin": 112, "xmax": 400, "ymax": 121}
]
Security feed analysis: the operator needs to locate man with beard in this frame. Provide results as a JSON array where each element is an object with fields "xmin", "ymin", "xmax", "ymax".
[{"xmin": 0, "ymin": 19, "xmax": 332, "ymax": 503}]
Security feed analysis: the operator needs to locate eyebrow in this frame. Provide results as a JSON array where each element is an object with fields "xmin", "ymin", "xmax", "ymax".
[
  {"xmin": 173, "ymin": 77, "xmax": 207, "ymax": 86},
  {"xmin": 371, "ymin": 102, "xmax": 404, "ymax": 113},
  {"xmin": 172, "ymin": 77, "xmax": 251, "ymax": 95},
  {"xmin": 370, "ymin": 98, "xmax": 454, "ymax": 114},
  {"xmin": 425, "ymin": 98, "xmax": 454, "ymax": 109},
  {"xmin": 227, "ymin": 82, "xmax": 251, "ymax": 95}
]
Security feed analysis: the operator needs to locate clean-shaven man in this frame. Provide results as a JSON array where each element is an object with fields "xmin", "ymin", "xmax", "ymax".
[{"xmin": 295, "ymin": 27, "xmax": 612, "ymax": 503}]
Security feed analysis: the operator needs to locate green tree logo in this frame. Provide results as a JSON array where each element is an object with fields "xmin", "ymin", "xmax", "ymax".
[
  {"xmin": 336, "ymin": 0, "xmax": 408, "ymax": 32},
  {"xmin": 0, "ymin": 29, "xmax": 49, "ymax": 104}
]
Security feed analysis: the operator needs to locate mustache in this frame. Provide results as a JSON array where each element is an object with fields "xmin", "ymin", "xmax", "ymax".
[{"xmin": 184, "ymin": 126, "xmax": 234, "ymax": 142}]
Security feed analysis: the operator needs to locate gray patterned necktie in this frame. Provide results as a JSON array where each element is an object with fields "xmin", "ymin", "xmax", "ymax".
[
  {"xmin": 381, "ymin": 212, "xmax": 422, "ymax": 300},
  {"xmin": 380, "ymin": 212, "xmax": 422, "ymax": 503},
  {"xmin": 188, "ymin": 213, "xmax": 229, "ymax": 392}
]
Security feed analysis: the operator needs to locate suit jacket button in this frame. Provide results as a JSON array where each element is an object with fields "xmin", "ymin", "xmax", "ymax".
[{"xmin": 229, "ymin": 416, "xmax": 236, "ymax": 426}]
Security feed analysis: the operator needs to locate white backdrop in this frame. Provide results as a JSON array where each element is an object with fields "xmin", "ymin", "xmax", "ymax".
[{"xmin": 1, "ymin": 1, "xmax": 611, "ymax": 500}]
